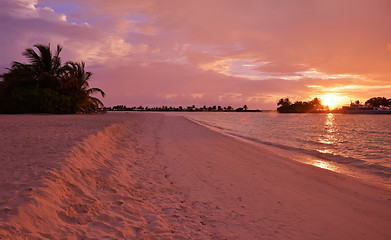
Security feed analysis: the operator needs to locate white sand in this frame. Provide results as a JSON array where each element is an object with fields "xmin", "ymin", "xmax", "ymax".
[{"xmin": 0, "ymin": 113, "xmax": 390, "ymax": 239}]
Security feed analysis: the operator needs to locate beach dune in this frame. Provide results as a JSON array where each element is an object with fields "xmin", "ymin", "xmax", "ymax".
[{"xmin": 0, "ymin": 113, "xmax": 390, "ymax": 239}]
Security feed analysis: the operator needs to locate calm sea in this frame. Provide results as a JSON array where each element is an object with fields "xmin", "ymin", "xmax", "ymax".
[{"xmin": 172, "ymin": 112, "xmax": 391, "ymax": 185}]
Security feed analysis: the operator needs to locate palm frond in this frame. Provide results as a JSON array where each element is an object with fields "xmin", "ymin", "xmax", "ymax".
[
  {"xmin": 52, "ymin": 45, "xmax": 63, "ymax": 74},
  {"xmin": 89, "ymin": 96, "xmax": 104, "ymax": 107},
  {"xmin": 22, "ymin": 48, "xmax": 41, "ymax": 66},
  {"xmin": 87, "ymin": 88, "xmax": 105, "ymax": 97}
]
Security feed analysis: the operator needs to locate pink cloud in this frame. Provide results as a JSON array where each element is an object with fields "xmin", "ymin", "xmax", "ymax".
[{"xmin": 1, "ymin": 0, "xmax": 391, "ymax": 109}]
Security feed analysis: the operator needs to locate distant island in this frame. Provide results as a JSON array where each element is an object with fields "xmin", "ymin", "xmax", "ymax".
[
  {"xmin": 0, "ymin": 44, "xmax": 105, "ymax": 114},
  {"xmin": 277, "ymin": 97, "xmax": 391, "ymax": 113},
  {"xmin": 104, "ymin": 105, "xmax": 261, "ymax": 112},
  {"xmin": 277, "ymin": 98, "xmax": 328, "ymax": 113}
]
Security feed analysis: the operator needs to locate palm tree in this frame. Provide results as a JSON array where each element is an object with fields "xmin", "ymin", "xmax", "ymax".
[
  {"xmin": 309, "ymin": 97, "xmax": 323, "ymax": 111},
  {"xmin": 18, "ymin": 44, "xmax": 63, "ymax": 89},
  {"xmin": 0, "ymin": 43, "xmax": 105, "ymax": 113},
  {"xmin": 0, "ymin": 44, "xmax": 64, "ymax": 113},
  {"xmin": 62, "ymin": 61, "xmax": 105, "ymax": 112},
  {"xmin": 0, "ymin": 62, "xmax": 35, "ymax": 89},
  {"xmin": 277, "ymin": 98, "xmax": 291, "ymax": 107}
]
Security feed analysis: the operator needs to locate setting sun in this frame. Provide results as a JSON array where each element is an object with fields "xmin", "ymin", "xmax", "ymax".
[{"xmin": 320, "ymin": 94, "xmax": 346, "ymax": 109}]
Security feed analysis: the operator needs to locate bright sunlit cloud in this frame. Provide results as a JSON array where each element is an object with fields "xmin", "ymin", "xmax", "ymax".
[
  {"xmin": 297, "ymin": 69, "xmax": 364, "ymax": 80},
  {"xmin": 326, "ymin": 85, "xmax": 391, "ymax": 92}
]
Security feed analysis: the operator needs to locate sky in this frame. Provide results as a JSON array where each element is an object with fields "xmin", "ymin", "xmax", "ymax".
[{"xmin": 1, "ymin": 0, "xmax": 391, "ymax": 109}]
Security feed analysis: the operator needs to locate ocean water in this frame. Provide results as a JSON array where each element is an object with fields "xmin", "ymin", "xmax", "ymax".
[{"xmin": 172, "ymin": 112, "xmax": 391, "ymax": 185}]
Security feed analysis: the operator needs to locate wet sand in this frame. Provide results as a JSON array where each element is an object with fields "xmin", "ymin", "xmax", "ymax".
[{"xmin": 1, "ymin": 113, "xmax": 390, "ymax": 239}]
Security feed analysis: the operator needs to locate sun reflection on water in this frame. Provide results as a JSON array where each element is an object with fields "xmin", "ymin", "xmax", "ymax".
[
  {"xmin": 325, "ymin": 113, "xmax": 335, "ymax": 132},
  {"xmin": 311, "ymin": 159, "xmax": 337, "ymax": 171},
  {"xmin": 318, "ymin": 113, "xmax": 338, "ymax": 150},
  {"xmin": 317, "ymin": 149, "xmax": 334, "ymax": 154},
  {"xmin": 319, "ymin": 139, "xmax": 333, "ymax": 145}
]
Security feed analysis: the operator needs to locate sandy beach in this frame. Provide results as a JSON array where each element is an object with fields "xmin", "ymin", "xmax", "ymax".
[{"xmin": 1, "ymin": 113, "xmax": 390, "ymax": 239}]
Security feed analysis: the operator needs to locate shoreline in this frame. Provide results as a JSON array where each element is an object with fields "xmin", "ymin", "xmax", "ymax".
[
  {"xmin": 171, "ymin": 111, "xmax": 391, "ymax": 187},
  {"xmin": 185, "ymin": 115, "xmax": 391, "ymax": 188},
  {"xmin": 158, "ymin": 114, "xmax": 391, "ymax": 239},
  {"xmin": 1, "ymin": 113, "xmax": 390, "ymax": 239}
]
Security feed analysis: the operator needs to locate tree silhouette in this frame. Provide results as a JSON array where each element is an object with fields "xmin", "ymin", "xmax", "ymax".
[
  {"xmin": 365, "ymin": 97, "xmax": 391, "ymax": 108},
  {"xmin": 62, "ymin": 61, "xmax": 105, "ymax": 112},
  {"xmin": 277, "ymin": 98, "xmax": 291, "ymax": 108},
  {"xmin": 277, "ymin": 97, "xmax": 326, "ymax": 113},
  {"xmin": 0, "ymin": 44, "xmax": 105, "ymax": 113}
]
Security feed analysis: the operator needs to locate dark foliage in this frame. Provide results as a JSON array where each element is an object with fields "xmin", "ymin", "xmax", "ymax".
[
  {"xmin": 107, "ymin": 104, "xmax": 261, "ymax": 112},
  {"xmin": 0, "ymin": 44, "xmax": 105, "ymax": 113},
  {"xmin": 277, "ymin": 97, "xmax": 326, "ymax": 113},
  {"xmin": 365, "ymin": 97, "xmax": 391, "ymax": 108}
]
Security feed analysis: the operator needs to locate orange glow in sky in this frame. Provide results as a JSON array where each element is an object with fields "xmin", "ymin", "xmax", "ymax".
[{"xmin": 320, "ymin": 94, "xmax": 349, "ymax": 110}]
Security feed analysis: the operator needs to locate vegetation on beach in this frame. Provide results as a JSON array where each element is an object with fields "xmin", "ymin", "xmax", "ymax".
[
  {"xmin": 0, "ymin": 44, "xmax": 105, "ymax": 113},
  {"xmin": 108, "ymin": 104, "xmax": 261, "ymax": 112}
]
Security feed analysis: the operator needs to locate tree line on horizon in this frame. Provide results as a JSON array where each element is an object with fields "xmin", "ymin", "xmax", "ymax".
[
  {"xmin": 277, "ymin": 96, "xmax": 391, "ymax": 113},
  {"xmin": 0, "ymin": 44, "xmax": 105, "ymax": 114},
  {"xmin": 107, "ymin": 104, "xmax": 261, "ymax": 112}
]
